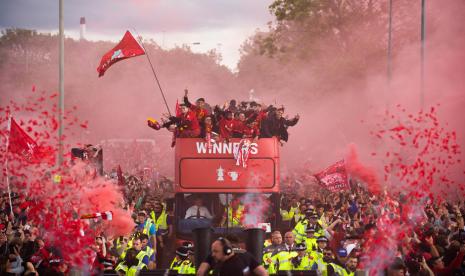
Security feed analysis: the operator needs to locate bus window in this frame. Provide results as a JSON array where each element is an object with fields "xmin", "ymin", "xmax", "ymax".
[
  {"xmin": 220, "ymin": 193, "xmax": 272, "ymax": 229},
  {"xmin": 177, "ymin": 194, "xmax": 215, "ymax": 235}
]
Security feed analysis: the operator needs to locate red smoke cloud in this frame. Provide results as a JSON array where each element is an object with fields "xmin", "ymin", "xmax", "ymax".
[{"xmin": 0, "ymin": 91, "xmax": 133, "ymax": 267}]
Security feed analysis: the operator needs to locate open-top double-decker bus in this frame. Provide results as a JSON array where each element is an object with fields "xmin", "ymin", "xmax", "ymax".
[{"xmin": 173, "ymin": 137, "xmax": 281, "ymax": 241}]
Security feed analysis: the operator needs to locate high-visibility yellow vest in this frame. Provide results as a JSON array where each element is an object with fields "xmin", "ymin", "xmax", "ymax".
[
  {"xmin": 142, "ymin": 245, "xmax": 155, "ymax": 263},
  {"xmin": 136, "ymin": 250, "xmax": 148, "ymax": 265},
  {"xmin": 170, "ymin": 258, "xmax": 180, "ymax": 270},
  {"xmin": 119, "ymin": 237, "xmax": 135, "ymax": 260},
  {"xmin": 291, "ymin": 255, "xmax": 314, "ymax": 270},
  {"xmin": 329, "ymin": 263, "xmax": 346, "ymax": 276},
  {"xmin": 277, "ymin": 251, "xmax": 298, "ymax": 271},
  {"xmin": 115, "ymin": 262, "xmax": 128, "ymax": 273},
  {"xmin": 309, "ymin": 250, "xmax": 323, "ymax": 262},
  {"xmin": 225, "ymin": 205, "xmax": 244, "ymax": 227},
  {"xmin": 292, "ymin": 219, "xmax": 308, "ymax": 243},
  {"xmin": 293, "ymin": 221, "xmax": 324, "ymax": 244},
  {"xmin": 263, "ymin": 239, "xmax": 272, "ymax": 247},
  {"xmin": 127, "ymin": 263, "xmax": 147, "ymax": 276},
  {"xmin": 280, "ymin": 206, "xmax": 297, "ymax": 221},
  {"xmin": 119, "ymin": 243, "xmax": 148, "ymax": 264},
  {"xmin": 340, "ymin": 267, "xmax": 355, "ymax": 276},
  {"xmin": 313, "ymin": 258, "xmax": 329, "ymax": 276},
  {"xmin": 178, "ymin": 260, "xmax": 196, "ymax": 274},
  {"xmin": 150, "ymin": 210, "xmax": 168, "ymax": 232},
  {"xmin": 319, "ymin": 214, "xmax": 330, "ymax": 229},
  {"xmin": 142, "ymin": 219, "xmax": 156, "ymax": 236},
  {"xmin": 294, "ymin": 212, "xmax": 305, "ymax": 224},
  {"xmin": 263, "ymin": 245, "xmax": 284, "ymax": 275},
  {"xmin": 305, "ymin": 237, "xmax": 318, "ymax": 253},
  {"xmin": 314, "ymin": 224, "xmax": 324, "ymax": 238}
]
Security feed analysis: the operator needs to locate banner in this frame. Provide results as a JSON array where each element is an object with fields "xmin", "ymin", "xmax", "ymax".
[
  {"xmin": 97, "ymin": 31, "xmax": 145, "ymax": 77},
  {"xmin": 315, "ymin": 160, "xmax": 350, "ymax": 192}
]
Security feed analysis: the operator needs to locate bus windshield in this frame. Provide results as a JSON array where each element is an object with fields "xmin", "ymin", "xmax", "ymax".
[{"xmin": 175, "ymin": 192, "xmax": 278, "ymax": 238}]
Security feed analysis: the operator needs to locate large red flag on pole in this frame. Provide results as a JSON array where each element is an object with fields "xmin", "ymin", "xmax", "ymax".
[
  {"xmin": 8, "ymin": 117, "xmax": 39, "ymax": 160},
  {"xmin": 314, "ymin": 160, "xmax": 350, "ymax": 193},
  {"xmin": 4, "ymin": 116, "xmax": 39, "ymax": 218},
  {"xmin": 97, "ymin": 31, "xmax": 145, "ymax": 77}
]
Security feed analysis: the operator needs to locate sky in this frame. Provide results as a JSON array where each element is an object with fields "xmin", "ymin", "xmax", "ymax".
[{"xmin": 0, "ymin": 0, "xmax": 274, "ymax": 71}]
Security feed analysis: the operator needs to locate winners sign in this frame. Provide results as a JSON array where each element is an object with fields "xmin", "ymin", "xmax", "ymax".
[{"xmin": 175, "ymin": 138, "xmax": 280, "ymax": 193}]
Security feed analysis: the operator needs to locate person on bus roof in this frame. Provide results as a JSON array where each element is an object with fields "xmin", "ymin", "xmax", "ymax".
[
  {"xmin": 260, "ymin": 107, "xmax": 299, "ymax": 143},
  {"xmin": 183, "ymin": 89, "xmax": 210, "ymax": 122}
]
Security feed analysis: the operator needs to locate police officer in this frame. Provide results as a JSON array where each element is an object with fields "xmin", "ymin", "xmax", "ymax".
[
  {"xmin": 305, "ymin": 226, "xmax": 318, "ymax": 253},
  {"xmin": 262, "ymin": 231, "xmax": 285, "ymax": 274},
  {"xmin": 309, "ymin": 212, "xmax": 325, "ymax": 238},
  {"xmin": 307, "ymin": 236, "xmax": 329, "ymax": 269},
  {"xmin": 170, "ymin": 241, "xmax": 194, "ymax": 270},
  {"xmin": 291, "ymin": 243, "xmax": 313, "ymax": 270},
  {"xmin": 293, "ymin": 209, "xmax": 313, "ymax": 244},
  {"xmin": 115, "ymin": 248, "xmax": 147, "ymax": 276},
  {"xmin": 315, "ymin": 236, "xmax": 329, "ymax": 254},
  {"xmin": 171, "ymin": 246, "xmax": 189, "ymax": 272},
  {"xmin": 178, "ymin": 246, "xmax": 196, "ymax": 275}
]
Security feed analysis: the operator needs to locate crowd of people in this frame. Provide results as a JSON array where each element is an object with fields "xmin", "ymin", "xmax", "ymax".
[
  {"xmin": 2, "ymin": 97, "xmax": 464, "ymax": 276},
  {"xmin": 0, "ymin": 192, "xmax": 68, "ymax": 276},
  {"xmin": 147, "ymin": 90, "xmax": 300, "ymax": 145},
  {"xmin": 3, "ymin": 174, "xmax": 465, "ymax": 275}
]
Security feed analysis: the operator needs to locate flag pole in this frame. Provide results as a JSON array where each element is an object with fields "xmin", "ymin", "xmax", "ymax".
[
  {"xmin": 58, "ymin": 0, "xmax": 65, "ymax": 167},
  {"xmin": 132, "ymin": 29, "xmax": 172, "ymax": 117},
  {"xmin": 420, "ymin": 0, "xmax": 426, "ymax": 111},
  {"xmin": 4, "ymin": 114, "xmax": 14, "ymax": 219}
]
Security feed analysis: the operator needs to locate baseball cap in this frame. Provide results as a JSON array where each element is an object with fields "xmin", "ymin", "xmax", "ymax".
[
  {"xmin": 346, "ymin": 244, "xmax": 356, "ymax": 255},
  {"xmin": 337, "ymin": 248, "xmax": 348, "ymax": 257}
]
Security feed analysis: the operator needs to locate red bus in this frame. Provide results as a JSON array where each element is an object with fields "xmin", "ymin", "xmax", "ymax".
[{"xmin": 173, "ymin": 137, "xmax": 281, "ymax": 240}]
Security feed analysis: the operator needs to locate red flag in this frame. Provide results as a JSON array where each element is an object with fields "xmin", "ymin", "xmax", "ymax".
[
  {"xmin": 97, "ymin": 31, "xmax": 145, "ymax": 77},
  {"xmin": 8, "ymin": 117, "xmax": 38, "ymax": 160},
  {"xmin": 314, "ymin": 160, "xmax": 350, "ymax": 192}
]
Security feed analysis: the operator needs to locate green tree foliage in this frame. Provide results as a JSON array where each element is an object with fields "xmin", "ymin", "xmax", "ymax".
[{"xmin": 237, "ymin": 0, "xmax": 410, "ymax": 101}]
